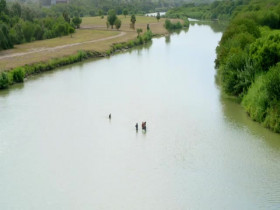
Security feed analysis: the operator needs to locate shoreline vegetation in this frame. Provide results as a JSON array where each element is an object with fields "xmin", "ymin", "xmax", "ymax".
[
  {"xmin": 0, "ymin": 29, "xmax": 155, "ymax": 89},
  {"xmin": 215, "ymin": 0, "xmax": 280, "ymax": 133},
  {"xmin": 165, "ymin": 0, "xmax": 280, "ymax": 133}
]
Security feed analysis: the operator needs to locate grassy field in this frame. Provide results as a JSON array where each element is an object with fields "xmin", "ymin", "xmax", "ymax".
[{"xmin": 0, "ymin": 16, "xmax": 169, "ymax": 71}]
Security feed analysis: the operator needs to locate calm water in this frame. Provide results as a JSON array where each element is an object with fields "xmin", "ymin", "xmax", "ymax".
[{"xmin": 0, "ymin": 23, "xmax": 280, "ymax": 210}]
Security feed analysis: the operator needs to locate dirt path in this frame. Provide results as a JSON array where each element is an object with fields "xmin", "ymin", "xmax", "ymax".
[{"xmin": 0, "ymin": 31, "xmax": 126, "ymax": 60}]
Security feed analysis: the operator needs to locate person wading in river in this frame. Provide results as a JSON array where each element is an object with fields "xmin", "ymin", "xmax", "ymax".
[{"xmin": 142, "ymin": 122, "xmax": 146, "ymax": 130}]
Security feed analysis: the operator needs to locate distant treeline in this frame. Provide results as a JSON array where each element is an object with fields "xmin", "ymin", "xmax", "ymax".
[
  {"xmin": 0, "ymin": 0, "xmax": 214, "ymax": 51},
  {"xmin": 214, "ymin": 0, "xmax": 280, "ymax": 132},
  {"xmin": 165, "ymin": 0, "xmax": 249, "ymax": 20},
  {"xmin": 42, "ymin": 0, "xmax": 215, "ymax": 17},
  {"xmin": 0, "ymin": 0, "xmax": 82, "ymax": 50}
]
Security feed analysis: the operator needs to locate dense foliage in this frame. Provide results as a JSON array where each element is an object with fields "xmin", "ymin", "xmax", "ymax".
[
  {"xmin": 164, "ymin": 0, "xmax": 280, "ymax": 132},
  {"xmin": 42, "ymin": 0, "xmax": 215, "ymax": 17},
  {"xmin": 0, "ymin": 0, "xmax": 76, "ymax": 50},
  {"xmin": 164, "ymin": 19, "xmax": 183, "ymax": 30},
  {"xmin": 0, "ymin": 0, "xmax": 213, "ymax": 51},
  {"xmin": 166, "ymin": 0, "xmax": 250, "ymax": 20},
  {"xmin": 215, "ymin": 0, "xmax": 280, "ymax": 132}
]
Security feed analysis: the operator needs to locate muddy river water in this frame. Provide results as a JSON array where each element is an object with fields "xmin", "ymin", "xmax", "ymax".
[{"xmin": 0, "ymin": 22, "xmax": 280, "ymax": 209}]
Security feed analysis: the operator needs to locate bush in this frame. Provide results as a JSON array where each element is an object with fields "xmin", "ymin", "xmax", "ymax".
[
  {"xmin": 164, "ymin": 19, "xmax": 183, "ymax": 30},
  {"xmin": 183, "ymin": 19, "xmax": 189, "ymax": 27},
  {"xmin": 242, "ymin": 64, "xmax": 280, "ymax": 132},
  {"xmin": 249, "ymin": 33, "xmax": 280, "ymax": 71},
  {"xmin": 263, "ymin": 103, "xmax": 280, "ymax": 133},
  {"xmin": 221, "ymin": 49, "xmax": 248, "ymax": 96},
  {"xmin": 72, "ymin": 16, "xmax": 82, "ymax": 29},
  {"xmin": 259, "ymin": 11, "xmax": 280, "ymax": 29},
  {"xmin": 114, "ymin": 18, "xmax": 121, "ymax": 30},
  {"xmin": 265, "ymin": 63, "xmax": 280, "ymax": 101},
  {"xmin": 220, "ymin": 18, "xmax": 260, "ymax": 46},
  {"xmin": 242, "ymin": 75, "xmax": 269, "ymax": 122},
  {"xmin": 0, "ymin": 72, "xmax": 10, "ymax": 89},
  {"xmin": 12, "ymin": 67, "xmax": 25, "ymax": 83},
  {"xmin": 142, "ymin": 30, "xmax": 153, "ymax": 42}
]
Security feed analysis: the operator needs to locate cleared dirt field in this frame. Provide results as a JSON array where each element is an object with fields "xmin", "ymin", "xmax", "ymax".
[{"xmin": 0, "ymin": 16, "xmax": 168, "ymax": 71}]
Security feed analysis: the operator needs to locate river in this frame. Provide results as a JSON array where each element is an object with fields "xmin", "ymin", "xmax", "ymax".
[{"xmin": 0, "ymin": 23, "xmax": 280, "ymax": 210}]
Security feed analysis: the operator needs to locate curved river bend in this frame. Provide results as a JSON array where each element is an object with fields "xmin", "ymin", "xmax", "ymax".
[{"xmin": 0, "ymin": 23, "xmax": 280, "ymax": 210}]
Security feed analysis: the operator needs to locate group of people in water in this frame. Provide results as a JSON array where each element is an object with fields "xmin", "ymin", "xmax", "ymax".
[
  {"xmin": 109, "ymin": 113, "xmax": 147, "ymax": 131},
  {"xmin": 135, "ymin": 122, "xmax": 146, "ymax": 131}
]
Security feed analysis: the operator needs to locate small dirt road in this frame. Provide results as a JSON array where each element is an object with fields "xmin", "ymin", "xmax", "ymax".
[{"xmin": 0, "ymin": 32, "xmax": 126, "ymax": 61}]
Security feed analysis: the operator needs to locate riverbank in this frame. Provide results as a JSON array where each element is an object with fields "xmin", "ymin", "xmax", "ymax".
[
  {"xmin": 0, "ymin": 16, "xmax": 172, "ymax": 89},
  {"xmin": 0, "ymin": 31, "xmax": 157, "ymax": 89},
  {"xmin": 0, "ymin": 30, "xmax": 156, "ymax": 89},
  {"xmin": 215, "ymin": 0, "xmax": 280, "ymax": 134}
]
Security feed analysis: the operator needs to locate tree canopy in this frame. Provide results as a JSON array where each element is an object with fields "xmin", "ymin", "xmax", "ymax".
[{"xmin": 107, "ymin": 9, "xmax": 117, "ymax": 29}]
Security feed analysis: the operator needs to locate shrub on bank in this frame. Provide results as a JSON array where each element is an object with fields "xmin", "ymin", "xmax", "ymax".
[
  {"xmin": 0, "ymin": 72, "xmax": 10, "ymax": 89},
  {"xmin": 12, "ymin": 67, "xmax": 25, "ymax": 83},
  {"xmin": 242, "ymin": 63, "xmax": 280, "ymax": 133},
  {"xmin": 110, "ymin": 30, "xmax": 153, "ymax": 53},
  {"xmin": 249, "ymin": 33, "xmax": 280, "ymax": 71},
  {"xmin": 164, "ymin": 19, "xmax": 183, "ymax": 30},
  {"xmin": 242, "ymin": 75, "xmax": 268, "ymax": 122}
]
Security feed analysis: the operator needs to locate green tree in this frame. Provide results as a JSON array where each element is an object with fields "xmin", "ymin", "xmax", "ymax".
[
  {"xmin": 0, "ymin": 23, "xmax": 13, "ymax": 49},
  {"xmin": 72, "ymin": 16, "xmax": 82, "ymax": 28},
  {"xmin": 33, "ymin": 24, "xmax": 44, "ymax": 40},
  {"xmin": 11, "ymin": 2, "xmax": 21, "ymax": 17},
  {"xmin": 21, "ymin": 7, "xmax": 34, "ymax": 22},
  {"xmin": 260, "ymin": 11, "xmax": 280, "ymax": 29},
  {"xmin": 156, "ymin": 12, "xmax": 160, "ymax": 22},
  {"xmin": 130, "ymin": 14, "xmax": 136, "ymax": 29},
  {"xmin": 107, "ymin": 9, "xmax": 117, "ymax": 29},
  {"xmin": 11, "ymin": 22, "xmax": 24, "ymax": 44},
  {"xmin": 55, "ymin": 23, "xmax": 67, "ymax": 36},
  {"xmin": 69, "ymin": 27, "xmax": 74, "ymax": 37},
  {"xmin": 123, "ymin": 8, "xmax": 128, "ymax": 18},
  {"xmin": 250, "ymin": 34, "xmax": 280, "ymax": 71},
  {"xmin": 114, "ymin": 18, "xmax": 121, "ymax": 30},
  {"xmin": 22, "ymin": 22, "xmax": 34, "ymax": 42},
  {"xmin": 98, "ymin": 9, "xmax": 103, "ymax": 17},
  {"xmin": 0, "ymin": 0, "xmax": 6, "ymax": 13},
  {"xmin": 63, "ymin": 11, "xmax": 70, "ymax": 23}
]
